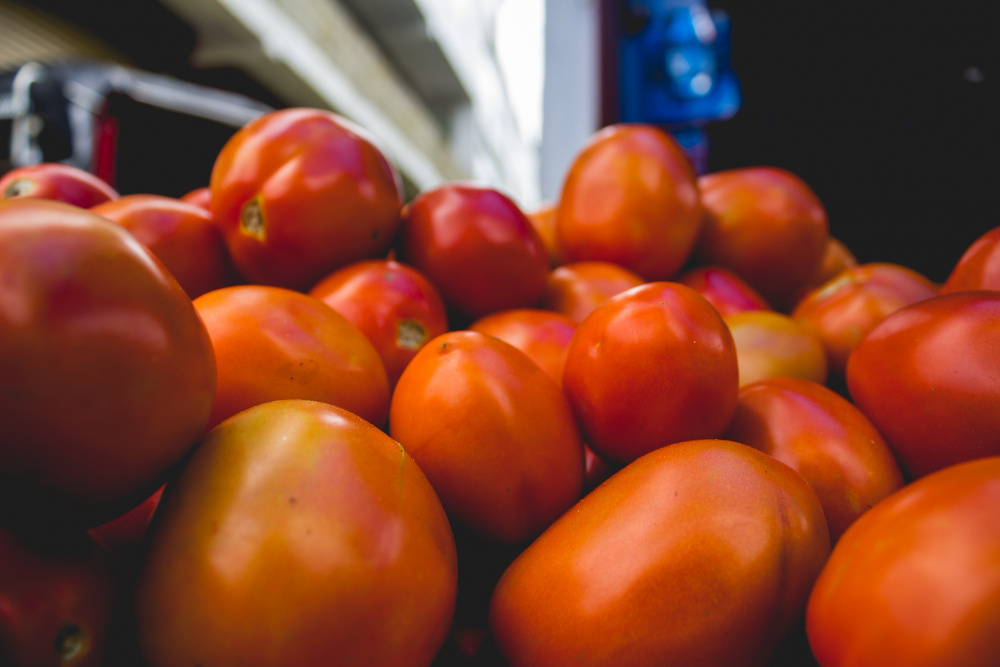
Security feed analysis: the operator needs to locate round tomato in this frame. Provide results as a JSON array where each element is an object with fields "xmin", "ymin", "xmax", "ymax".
[
  {"xmin": 179, "ymin": 186, "xmax": 211, "ymax": 211},
  {"xmin": 526, "ymin": 202, "xmax": 563, "ymax": 266},
  {"xmin": 678, "ymin": 265, "xmax": 771, "ymax": 316},
  {"xmin": 541, "ymin": 261, "xmax": 645, "ymax": 324},
  {"xmin": 724, "ymin": 310, "xmax": 828, "ymax": 387},
  {"xmin": 0, "ymin": 163, "xmax": 118, "ymax": 208},
  {"xmin": 469, "ymin": 309, "xmax": 576, "ymax": 387},
  {"xmin": 940, "ymin": 225, "xmax": 1000, "ymax": 293}
]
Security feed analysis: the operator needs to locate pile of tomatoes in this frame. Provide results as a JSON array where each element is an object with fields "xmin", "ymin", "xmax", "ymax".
[{"xmin": 1, "ymin": 108, "xmax": 998, "ymax": 667}]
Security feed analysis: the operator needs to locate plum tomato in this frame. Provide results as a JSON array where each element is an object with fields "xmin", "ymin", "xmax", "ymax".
[
  {"xmin": 469, "ymin": 309, "xmax": 576, "ymax": 387},
  {"xmin": 526, "ymin": 202, "xmax": 563, "ymax": 267},
  {"xmin": 541, "ymin": 261, "xmax": 645, "ymax": 324},
  {"xmin": 562, "ymin": 282, "xmax": 738, "ymax": 464},
  {"xmin": 725, "ymin": 377, "xmax": 904, "ymax": 542},
  {"xmin": 724, "ymin": 311, "xmax": 827, "ymax": 387},
  {"xmin": 0, "ymin": 163, "xmax": 118, "ymax": 208},
  {"xmin": 194, "ymin": 285, "xmax": 389, "ymax": 431},
  {"xmin": 399, "ymin": 184, "xmax": 549, "ymax": 319},
  {"xmin": 806, "ymin": 456, "xmax": 1000, "ymax": 667},
  {"xmin": 556, "ymin": 124, "xmax": 702, "ymax": 280},
  {"xmin": 136, "ymin": 400, "xmax": 457, "ymax": 667},
  {"xmin": 310, "ymin": 259, "xmax": 448, "ymax": 389},
  {"xmin": 489, "ymin": 440, "xmax": 830, "ymax": 667},
  {"xmin": 847, "ymin": 291, "xmax": 1000, "ymax": 479},
  {"xmin": 179, "ymin": 186, "xmax": 211, "ymax": 211},
  {"xmin": 800, "ymin": 237, "xmax": 858, "ymax": 296},
  {"xmin": 940, "ymin": 225, "xmax": 1000, "ymax": 293},
  {"xmin": 89, "ymin": 486, "xmax": 165, "ymax": 554},
  {"xmin": 210, "ymin": 108, "xmax": 403, "ymax": 289},
  {"xmin": 678, "ymin": 265, "xmax": 771, "ymax": 316},
  {"xmin": 390, "ymin": 332, "xmax": 585, "ymax": 544}
]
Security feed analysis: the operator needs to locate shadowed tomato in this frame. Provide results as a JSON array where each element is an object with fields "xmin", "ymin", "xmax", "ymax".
[
  {"xmin": 469, "ymin": 309, "xmax": 576, "ymax": 386},
  {"xmin": 489, "ymin": 440, "xmax": 830, "ymax": 667},
  {"xmin": 391, "ymin": 332, "xmax": 584, "ymax": 544},
  {"xmin": 210, "ymin": 108, "xmax": 403, "ymax": 289},
  {"xmin": 793, "ymin": 263, "xmax": 937, "ymax": 375},
  {"xmin": 941, "ymin": 225, "xmax": 1000, "ymax": 293},
  {"xmin": 92, "ymin": 195, "xmax": 241, "ymax": 299},
  {"xmin": 847, "ymin": 292, "xmax": 1000, "ymax": 479},
  {"xmin": 807, "ymin": 456, "xmax": 1000, "ymax": 667},
  {"xmin": 725, "ymin": 378, "xmax": 903, "ymax": 541},
  {"xmin": 526, "ymin": 202, "xmax": 563, "ymax": 266},
  {"xmin": 724, "ymin": 311, "xmax": 827, "ymax": 388},
  {"xmin": 399, "ymin": 185, "xmax": 549, "ymax": 319},
  {"xmin": 0, "ymin": 199, "xmax": 216, "ymax": 529},
  {"xmin": 89, "ymin": 486, "xmax": 165, "ymax": 554},
  {"xmin": 310, "ymin": 260, "xmax": 447, "ymax": 389},
  {"xmin": 136, "ymin": 400, "xmax": 457, "ymax": 667},
  {"xmin": 563, "ymin": 282, "xmax": 738, "ymax": 463},
  {"xmin": 583, "ymin": 446, "xmax": 615, "ymax": 493},
  {"xmin": 556, "ymin": 124, "xmax": 702, "ymax": 280},
  {"xmin": 541, "ymin": 261, "xmax": 645, "ymax": 324},
  {"xmin": 697, "ymin": 167, "xmax": 829, "ymax": 308},
  {"xmin": 179, "ymin": 186, "xmax": 211, "ymax": 211},
  {"xmin": 0, "ymin": 163, "xmax": 118, "ymax": 208},
  {"xmin": 194, "ymin": 286, "xmax": 389, "ymax": 431},
  {"xmin": 678, "ymin": 265, "xmax": 771, "ymax": 316},
  {"xmin": 796, "ymin": 237, "xmax": 858, "ymax": 301}
]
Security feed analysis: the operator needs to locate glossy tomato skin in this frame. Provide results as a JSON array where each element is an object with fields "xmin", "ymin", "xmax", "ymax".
[
  {"xmin": 399, "ymin": 185, "xmax": 549, "ymax": 319},
  {"xmin": 725, "ymin": 378, "xmax": 903, "ymax": 541},
  {"xmin": 469, "ymin": 309, "xmax": 576, "ymax": 387},
  {"xmin": 489, "ymin": 440, "xmax": 830, "ymax": 667},
  {"xmin": 0, "ymin": 163, "xmax": 118, "ymax": 208},
  {"xmin": 390, "ymin": 332, "xmax": 585, "ymax": 544},
  {"xmin": 678, "ymin": 265, "xmax": 771, "ymax": 316},
  {"xmin": 194, "ymin": 285, "xmax": 389, "ymax": 431},
  {"xmin": 807, "ymin": 456, "xmax": 1000, "ymax": 667},
  {"xmin": 847, "ymin": 292, "xmax": 1000, "ymax": 478},
  {"xmin": 541, "ymin": 261, "xmax": 645, "ymax": 324},
  {"xmin": 563, "ymin": 282, "xmax": 738, "ymax": 463},
  {"xmin": 179, "ymin": 186, "xmax": 211, "ymax": 211},
  {"xmin": 210, "ymin": 108, "xmax": 403, "ymax": 289},
  {"xmin": 724, "ymin": 311, "xmax": 827, "ymax": 387},
  {"xmin": 0, "ymin": 199, "xmax": 216, "ymax": 528},
  {"xmin": 941, "ymin": 225, "xmax": 1000, "ymax": 293},
  {"xmin": 526, "ymin": 202, "xmax": 563, "ymax": 266},
  {"xmin": 310, "ymin": 260, "xmax": 447, "ymax": 388},
  {"xmin": 136, "ymin": 400, "xmax": 457, "ymax": 667}
]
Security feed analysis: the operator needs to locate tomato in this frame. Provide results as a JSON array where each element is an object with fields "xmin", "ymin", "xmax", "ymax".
[
  {"xmin": 793, "ymin": 263, "xmax": 937, "ymax": 375},
  {"xmin": 556, "ymin": 124, "xmax": 702, "ymax": 280},
  {"xmin": 390, "ymin": 332, "xmax": 584, "ymax": 543},
  {"xmin": 678, "ymin": 265, "xmax": 771, "ymax": 316},
  {"xmin": 583, "ymin": 446, "xmax": 615, "ymax": 493},
  {"xmin": 563, "ymin": 283, "xmax": 738, "ymax": 463},
  {"xmin": 194, "ymin": 285, "xmax": 389, "ymax": 431},
  {"xmin": 847, "ymin": 292, "xmax": 1000, "ymax": 479},
  {"xmin": 940, "ymin": 225, "xmax": 1000, "ymax": 293},
  {"xmin": 179, "ymin": 186, "xmax": 211, "ymax": 211},
  {"xmin": 399, "ymin": 185, "xmax": 549, "ymax": 319},
  {"xmin": 724, "ymin": 311, "xmax": 828, "ymax": 387},
  {"xmin": 0, "ymin": 163, "xmax": 118, "ymax": 208},
  {"xmin": 806, "ymin": 456, "xmax": 1000, "ymax": 667},
  {"xmin": 526, "ymin": 202, "xmax": 563, "ymax": 266},
  {"xmin": 0, "ymin": 199, "xmax": 215, "ymax": 529},
  {"xmin": 541, "ymin": 261, "xmax": 645, "ymax": 324},
  {"xmin": 310, "ymin": 260, "xmax": 447, "ymax": 389},
  {"xmin": 210, "ymin": 108, "xmax": 403, "ymax": 289},
  {"xmin": 136, "ymin": 400, "xmax": 457, "ymax": 667},
  {"xmin": 725, "ymin": 378, "xmax": 904, "ymax": 541},
  {"xmin": 697, "ymin": 167, "xmax": 829, "ymax": 308},
  {"xmin": 798, "ymin": 236, "xmax": 858, "ymax": 298},
  {"xmin": 89, "ymin": 486, "xmax": 165, "ymax": 553},
  {"xmin": 489, "ymin": 440, "xmax": 830, "ymax": 667},
  {"xmin": 469, "ymin": 309, "xmax": 576, "ymax": 387}
]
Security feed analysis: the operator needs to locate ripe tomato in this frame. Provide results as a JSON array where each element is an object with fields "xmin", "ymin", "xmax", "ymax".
[
  {"xmin": 940, "ymin": 225, "xmax": 1000, "ymax": 293},
  {"xmin": 89, "ymin": 486, "xmax": 165, "ymax": 553},
  {"xmin": 390, "ymin": 332, "xmax": 584, "ymax": 543},
  {"xmin": 526, "ymin": 202, "xmax": 563, "ymax": 266},
  {"xmin": 678, "ymin": 265, "xmax": 771, "ymax": 316},
  {"xmin": 725, "ymin": 378, "xmax": 904, "ymax": 541},
  {"xmin": 556, "ymin": 125, "xmax": 702, "ymax": 280},
  {"xmin": 847, "ymin": 292, "xmax": 1000, "ymax": 478},
  {"xmin": 489, "ymin": 440, "xmax": 830, "ymax": 667},
  {"xmin": 0, "ymin": 163, "xmax": 118, "ymax": 208},
  {"xmin": 136, "ymin": 400, "xmax": 457, "ymax": 667},
  {"xmin": 0, "ymin": 199, "xmax": 216, "ymax": 528},
  {"xmin": 583, "ymin": 446, "xmax": 615, "ymax": 493},
  {"xmin": 310, "ymin": 260, "xmax": 448, "ymax": 389},
  {"xmin": 179, "ymin": 186, "xmax": 211, "ymax": 211},
  {"xmin": 210, "ymin": 108, "xmax": 403, "ymax": 289},
  {"xmin": 194, "ymin": 285, "xmax": 389, "ymax": 431},
  {"xmin": 807, "ymin": 456, "xmax": 1000, "ymax": 667},
  {"xmin": 724, "ymin": 311, "xmax": 827, "ymax": 387},
  {"xmin": 563, "ymin": 283, "xmax": 738, "ymax": 463},
  {"xmin": 797, "ymin": 236, "xmax": 858, "ymax": 299},
  {"xmin": 541, "ymin": 261, "xmax": 644, "ymax": 324},
  {"xmin": 469, "ymin": 309, "xmax": 576, "ymax": 387},
  {"xmin": 399, "ymin": 185, "xmax": 549, "ymax": 319}
]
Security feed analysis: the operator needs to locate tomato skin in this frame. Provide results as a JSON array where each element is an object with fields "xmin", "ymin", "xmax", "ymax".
[
  {"xmin": 724, "ymin": 311, "xmax": 828, "ymax": 387},
  {"xmin": 469, "ymin": 309, "xmax": 576, "ymax": 387},
  {"xmin": 541, "ymin": 261, "xmax": 645, "ymax": 324},
  {"xmin": 136, "ymin": 400, "xmax": 457, "ymax": 667},
  {"xmin": 0, "ymin": 163, "xmax": 118, "ymax": 208},
  {"xmin": 847, "ymin": 292, "xmax": 1000, "ymax": 479},
  {"xmin": 563, "ymin": 282, "xmax": 738, "ymax": 464},
  {"xmin": 310, "ymin": 260, "xmax": 447, "ymax": 389},
  {"xmin": 390, "ymin": 332, "xmax": 585, "ymax": 544},
  {"xmin": 179, "ymin": 186, "xmax": 211, "ymax": 211},
  {"xmin": 89, "ymin": 486, "xmax": 165, "ymax": 553},
  {"xmin": 526, "ymin": 202, "xmax": 563, "ymax": 267},
  {"xmin": 796, "ymin": 237, "xmax": 858, "ymax": 301},
  {"xmin": 941, "ymin": 225, "xmax": 1000, "ymax": 293},
  {"xmin": 210, "ymin": 108, "xmax": 403, "ymax": 289},
  {"xmin": 678, "ymin": 265, "xmax": 771, "ymax": 316},
  {"xmin": 489, "ymin": 440, "xmax": 830, "ymax": 667},
  {"xmin": 806, "ymin": 456, "xmax": 1000, "ymax": 667}
]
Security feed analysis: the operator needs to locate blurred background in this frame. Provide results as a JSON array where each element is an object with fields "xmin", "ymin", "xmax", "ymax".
[{"xmin": 1, "ymin": 0, "xmax": 997, "ymax": 282}]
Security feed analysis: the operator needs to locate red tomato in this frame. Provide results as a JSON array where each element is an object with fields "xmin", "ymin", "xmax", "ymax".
[
  {"xmin": 194, "ymin": 285, "xmax": 389, "ymax": 431},
  {"xmin": 678, "ymin": 265, "xmax": 771, "ymax": 316},
  {"xmin": 940, "ymin": 225, "xmax": 1000, "ymax": 293},
  {"xmin": 0, "ymin": 199, "xmax": 216, "ymax": 528},
  {"xmin": 390, "ymin": 332, "xmax": 584, "ymax": 543},
  {"xmin": 399, "ymin": 185, "xmax": 549, "ymax": 319},
  {"xmin": 541, "ymin": 261, "xmax": 645, "ymax": 324},
  {"xmin": 799, "ymin": 236, "xmax": 858, "ymax": 297},
  {"xmin": 724, "ymin": 311, "xmax": 828, "ymax": 387},
  {"xmin": 489, "ymin": 440, "xmax": 830, "ymax": 667},
  {"xmin": 563, "ymin": 283, "xmax": 738, "ymax": 463},
  {"xmin": 310, "ymin": 260, "xmax": 448, "ymax": 389},
  {"xmin": 583, "ymin": 446, "xmax": 615, "ymax": 493},
  {"xmin": 526, "ymin": 202, "xmax": 563, "ymax": 266},
  {"xmin": 179, "ymin": 186, "xmax": 211, "ymax": 211},
  {"xmin": 136, "ymin": 400, "xmax": 457, "ymax": 667},
  {"xmin": 0, "ymin": 163, "xmax": 118, "ymax": 208},
  {"xmin": 89, "ymin": 486, "xmax": 165, "ymax": 553},
  {"xmin": 725, "ymin": 378, "xmax": 904, "ymax": 541},
  {"xmin": 210, "ymin": 108, "xmax": 403, "ymax": 289},
  {"xmin": 807, "ymin": 456, "xmax": 1000, "ymax": 667},
  {"xmin": 847, "ymin": 292, "xmax": 1000, "ymax": 478},
  {"xmin": 556, "ymin": 125, "xmax": 702, "ymax": 280},
  {"xmin": 469, "ymin": 309, "xmax": 576, "ymax": 387}
]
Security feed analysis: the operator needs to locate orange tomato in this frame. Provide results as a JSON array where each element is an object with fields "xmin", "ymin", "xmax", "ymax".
[
  {"xmin": 469, "ymin": 309, "xmax": 576, "ymax": 386},
  {"xmin": 678, "ymin": 265, "xmax": 771, "ymax": 316},
  {"xmin": 799, "ymin": 236, "xmax": 858, "ymax": 298},
  {"xmin": 940, "ymin": 225, "xmax": 1000, "ymax": 293},
  {"xmin": 526, "ymin": 202, "xmax": 563, "ymax": 266},
  {"xmin": 179, "ymin": 186, "xmax": 211, "ymax": 211},
  {"xmin": 0, "ymin": 163, "xmax": 118, "ymax": 208},
  {"xmin": 541, "ymin": 261, "xmax": 645, "ymax": 324},
  {"xmin": 724, "ymin": 311, "xmax": 828, "ymax": 387}
]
